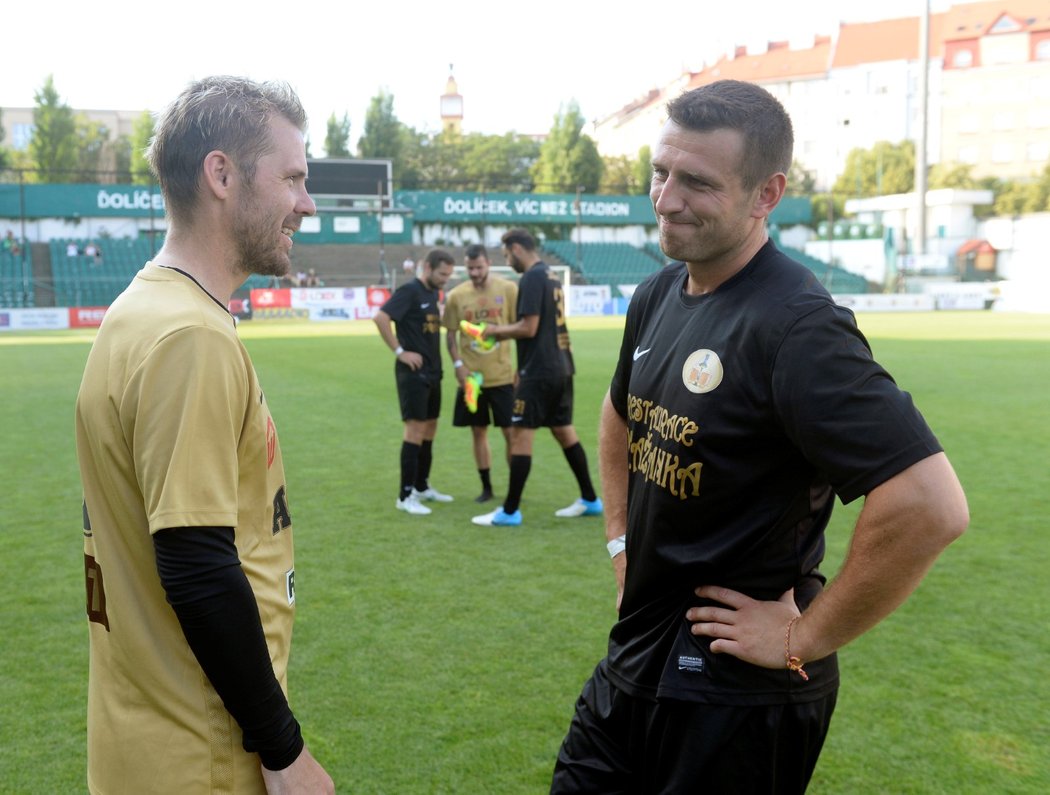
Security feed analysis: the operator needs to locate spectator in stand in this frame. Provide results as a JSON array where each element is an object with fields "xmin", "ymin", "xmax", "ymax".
[
  {"xmin": 66, "ymin": 241, "xmax": 81, "ymax": 258},
  {"xmin": 2, "ymin": 231, "xmax": 21, "ymax": 256}
]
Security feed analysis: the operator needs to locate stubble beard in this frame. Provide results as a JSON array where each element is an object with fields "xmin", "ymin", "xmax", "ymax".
[
  {"xmin": 659, "ymin": 222, "xmax": 737, "ymax": 268},
  {"xmin": 232, "ymin": 187, "xmax": 291, "ymax": 278}
]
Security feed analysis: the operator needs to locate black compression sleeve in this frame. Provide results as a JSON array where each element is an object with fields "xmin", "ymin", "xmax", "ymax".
[{"xmin": 153, "ymin": 526, "xmax": 304, "ymax": 770}]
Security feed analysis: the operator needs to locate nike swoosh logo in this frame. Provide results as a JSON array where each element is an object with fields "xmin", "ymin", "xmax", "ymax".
[
  {"xmin": 511, "ymin": 416, "xmax": 523, "ymax": 423},
  {"xmin": 633, "ymin": 347, "xmax": 652, "ymax": 361},
  {"xmin": 421, "ymin": 303, "xmax": 431, "ymax": 308}
]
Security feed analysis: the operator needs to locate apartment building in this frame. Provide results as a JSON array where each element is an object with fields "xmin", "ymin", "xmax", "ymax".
[{"xmin": 590, "ymin": 1, "xmax": 1050, "ymax": 189}]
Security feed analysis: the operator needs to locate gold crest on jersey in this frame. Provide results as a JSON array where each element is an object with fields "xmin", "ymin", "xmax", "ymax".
[{"xmin": 682, "ymin": 349, "xmax": 723, "ymax": 394}]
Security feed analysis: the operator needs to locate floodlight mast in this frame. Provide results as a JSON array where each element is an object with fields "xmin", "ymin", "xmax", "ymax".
[{"xmin": 915, "ymin": 0, "xmax": 930, "ymax": 258}]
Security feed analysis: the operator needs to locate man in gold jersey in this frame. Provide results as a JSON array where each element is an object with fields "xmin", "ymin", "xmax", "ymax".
[
  {"xmin": 442, "ymin": 244, "xmax": 518, "ymax": 502},
  {"xmin": 75, "ymin": 77, "xmax": 334, "ymax": 793}
]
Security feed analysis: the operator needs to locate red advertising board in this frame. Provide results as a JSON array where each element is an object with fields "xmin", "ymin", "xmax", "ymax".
[
  {"xmin": 250, "ymin": 288, "xmax": 292, "ymax": 308},
  {"xmin": 69, "ymin": 306, "xmax": 108, "ymax": 328},
  {"xmin": 367, "ymin": 286, "xmax": 391, "ymax": 307}
]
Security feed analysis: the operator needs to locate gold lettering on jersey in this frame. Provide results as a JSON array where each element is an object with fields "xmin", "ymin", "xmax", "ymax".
[
  {"xmin": 552, "ymin": 284, "xmax": 567, "ymax": 328},
  {"xmin": 626, "ymin": 395, "xmax": 699, "ymax": 446},
  {"xmin": 628, "ymin": 429, "xmax": 702, "ymax": 499},
  {"xmin": 626, "ymin": 394, "xmax": 703, "ymax": 499}
]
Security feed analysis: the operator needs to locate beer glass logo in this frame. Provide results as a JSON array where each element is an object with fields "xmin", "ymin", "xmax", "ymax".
[{"xmin": 681, "ymin": 349, "xmax": 723, "ymax": 394}]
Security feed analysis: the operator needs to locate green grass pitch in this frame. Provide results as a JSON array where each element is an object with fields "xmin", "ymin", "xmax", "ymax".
[{"xmin": 1, "ymin": 311, "xmax": 1047, "ymax": 793}]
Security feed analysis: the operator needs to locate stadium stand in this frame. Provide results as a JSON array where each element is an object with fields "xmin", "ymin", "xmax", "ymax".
[
  {"xmin": 778, "ymin": 244, "xmax": 870, "ymax": 293},
  {"xmin": 541, "ymin": 241, "xmax": 664, "ymax": 294},
  {"xmin": 5, "ymin": 236, "xmax": 869, "ymax": 310},
  {"xmin": 643, "ymin": 242, "xmax": 670, "ymax": 266},
  {"xmin": 544, "ymin": 238, "xmax": 868, "ymax": 295},
  {"xmin": 1, "ymin": 249, "xmax": 34, "ymax": 307},
  {"xmin": 50, "ymin": 238, "xmax": 160, "ymax": 307}
]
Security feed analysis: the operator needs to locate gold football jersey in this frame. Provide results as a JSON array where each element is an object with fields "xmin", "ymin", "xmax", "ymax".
[{"xmin": 76, "ymin": 264, "xmax": 295, "ymax": 793}]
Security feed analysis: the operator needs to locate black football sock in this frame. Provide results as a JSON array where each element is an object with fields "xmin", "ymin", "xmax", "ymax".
[
  {"xmin": 400, "ymin": 441, "xmax": 421, "ymax": 500},
  {"xmin": 562, "ymin": 442, "xmax": 597, "ymax": 502},
  {"xmin": 415, "ymin": 439, "xmax": 434, "ymax": 491},
  {"xmin": 479, "ymin": 468, "xmax": 492, "ymax": 492},
  {"xmin": 502, "ymin": 455, "xmax": 531, "ymax": 514}
]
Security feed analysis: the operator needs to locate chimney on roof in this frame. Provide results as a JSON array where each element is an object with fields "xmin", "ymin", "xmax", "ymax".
[
  {"xmin": 768, "ymin": 40, "xmax": 789, "ymax": 51},
  {"xmin": 734, "ymin": 45, "xmax": 747, "ymax": 59}
]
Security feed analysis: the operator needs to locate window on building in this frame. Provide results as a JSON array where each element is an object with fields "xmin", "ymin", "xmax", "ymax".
[
  {"xmin": 11, "ymin": 123, "xmax": 34, "ymax": 151},
  {"xmin": 1026, "ymin": 141, "xmax": 1049, "ymax": 162},
  {"xmin": 952, "ymin": 48, "xmax": 973, "ymax": 68},
  {"xmin": 1037, "ymin": 40, "xmax": 1050, "ymax": 60},
  {"xmin": 959, "ymin": 113, "xmax": 980, "ymax": 133},
  {"xmin": 958, "ymin": 145, "xmax": 979, "ymax": 164},
  {"xmin": 991, "ymin": 142, "xmax": 1014, "ymax": 163},
  {"xmin": 989, "ymin": 14, "xmax": 1022, "ymax": 33},
  {"xmin": 992, "ymin": 112, "xmax": 1015, "ymax": 130},
  {"xmin": 1028, "ymin": 106, "xmax": 1050, "ymax": 128}
]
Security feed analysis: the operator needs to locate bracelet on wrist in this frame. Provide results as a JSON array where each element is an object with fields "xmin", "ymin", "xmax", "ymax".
[
  {"xmin": 394, "ymin": 346, "xmax": 404, "ymax": 356},
  {"xmin": 606, "ymin": 534, "xmax": 626, "ymax": 558},
  {"xmin": 785, "ymin": 615, "xmax": 809, "ymax": 681},
  {"xmin": 453, "ymin": 359, "xmax": 464, "ymax": 369}
]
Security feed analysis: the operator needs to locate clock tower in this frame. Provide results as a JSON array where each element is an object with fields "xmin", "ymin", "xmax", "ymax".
[{"xmin": 440, "ymin": 64, "xmax": 464, "ymax": 135}]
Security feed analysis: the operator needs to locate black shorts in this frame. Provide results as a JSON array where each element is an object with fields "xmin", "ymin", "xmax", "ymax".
[
  {"xmin": 513, "ymin": 377, "xmax": 574, "ymax": 429},
  {"xmin": 395, "ymin": 365, "xmax": 442, "ymax": 422},
  {"xmin": 452, "ymin": 382, "xmax": 514, "ymax": 428},
  {"xmin": 550, "ymin": 659, "xmax": 837, "ymax": 795}
]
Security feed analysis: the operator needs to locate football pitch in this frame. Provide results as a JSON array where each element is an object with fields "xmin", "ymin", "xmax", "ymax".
[{"xmin": 1, "ymin": 311, "xmax": 1047, "ymax": 793}]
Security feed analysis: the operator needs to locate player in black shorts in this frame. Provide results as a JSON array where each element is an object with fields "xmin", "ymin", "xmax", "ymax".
[
  {"xmin": 443, "ymin": 245, "xmax": 519, "ymax": 503},
  {"xmin": 471, "ymin": 228, "xmax": 602, "ymax": 527},
  {"xmin": 550, "ymin": 81, "xmax": 968, "ymax": 792},
  {"xmin": 374, "ymin": 249, "xmax": 456, "ymax": 516}
]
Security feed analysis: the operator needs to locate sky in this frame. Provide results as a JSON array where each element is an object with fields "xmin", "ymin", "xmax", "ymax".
[{"xmin": 3, "ymin": 0, "xmax": 961, "ymax": 149}]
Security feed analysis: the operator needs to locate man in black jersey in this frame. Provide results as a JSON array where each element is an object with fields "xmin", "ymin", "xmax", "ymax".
[
  {"xmin": 551, "ymin": 80, "xmax": 969, "ymax": 793},
  {"xmin": 374, "ymin": 248, "xmax": 456, "ymax": 515},
  {"xmin": 471, "ymin": 228, "xmax": 602, "ymax": 527}
]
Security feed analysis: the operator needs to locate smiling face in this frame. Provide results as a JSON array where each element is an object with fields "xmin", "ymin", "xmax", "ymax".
[
  {"xmin": 230, "ymin": 115, "xmax": 315, "ymax": 278},
  {"xmin": 650, "ymin": 121, "xmax": 767, "ymax": 274}
]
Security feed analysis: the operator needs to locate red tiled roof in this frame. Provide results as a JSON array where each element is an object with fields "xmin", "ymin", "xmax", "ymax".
[
  {"xmin": 941, "ymin": 0, "xmax": 1050, "ymax": 40},
  {"xmin": 687, "ymin": 38, "xmax": 832, "ymax": 88},
  {"xmin": 833, "ymin": 15, "xmax": 948, "ymax": 67},
  {"xmin": 614, "ymin": 2, "xmax": 1050, "ymax": 122}
]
